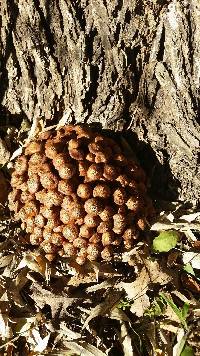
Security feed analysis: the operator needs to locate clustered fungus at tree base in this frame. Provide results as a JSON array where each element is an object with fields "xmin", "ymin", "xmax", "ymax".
[{"xmin": 8, "ymin": 124, "xmax": 154, "ymax": 264}]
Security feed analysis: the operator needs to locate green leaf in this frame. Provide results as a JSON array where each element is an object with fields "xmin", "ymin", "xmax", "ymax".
[
  {"xmin": 183, "ymin": 264, "xmax": 195, "ymax": 276},
  {"xmin": 152, "ymin": 230, "xmax": 179, "ymax": 252},
  {"xmin": 144, "ymin": 297, "xmax": 166, "ymax": 318},
  {"xmin": 117, "ymin": 297, "xmax": 132, "ymax": 311},
  {"xmin": 159, "ymin": 293, "xmax": 188, "ymax": 330},
  {"xmin": 181, "ymin": 303, "xmax": 190, "ymax": 320},
  {"xmin": 181, "ymin": 345, "xmax": 194, "ymax": 356}
]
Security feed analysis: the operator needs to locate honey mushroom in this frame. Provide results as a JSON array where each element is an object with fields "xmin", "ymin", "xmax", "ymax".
[{"xmin": 8, "ymin": 124, "xmax": 154, "ymax": 264}]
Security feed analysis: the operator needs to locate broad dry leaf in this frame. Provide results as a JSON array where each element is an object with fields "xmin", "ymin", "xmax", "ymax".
[
  {"xmin": 17, "ymin": 253, "xmax": 48, "ymax": 276},
  {"xmin": 56, "ymin": 109, "xmax": 73, "ymax": 129},
  {"xmin": 130, "ymin": 293, "xmax": 150, "ymax": 317},
  {"xmin": 86, "ymin": 277, "xmax": 119, "ymax": 293},
  {"xmin": 184, "ymin": 229, "xmax": 197, "ymax": 242},
  {"xmin": 25, "ymin": 117, "xmax": 45, "ymax": 143},
  {"xmin": 9, "ymin": 147, "xmax": 23, "ymax": 161},
  {"xmin": 29, "ymin": 329, "xmax": 50, "ymax": 353},
  {"xmin": 109, "ymin": 307, "xmax": 132, "ymax": 324},
  {"xmin": 0, "ymin": 254, "xmax": 13, "ymax": 268},
  {"xmin": 172, "ymin": 291, "xmax": 197, "ymax": 306},
  {"xmin": 82, "ymin": 291, "xmax": 123, "ymax": 329},
  {"xmin": 30, "ymin": 281, "xmax": 78, "ymax": 318},
  {"xmin": 118, "ymin": 271, "xmax": 150, "ymax": 317},
  {"xmin": 122, "ymin": 243, "xmax": 147, "ymax": 265},
  {"xmin": 110, "ymin": 308, "xmax": 134, "ymax": 356},
  {"xmin": 63, "ymin": 341, "xmax": 106, "ymax": 356},
  {"xmin": 0, "ymin": 311, "xmax": 9, "ymax": 339},
  {"xmin": 160, "ymin": 323, "xmax": 179, "ymax": 334},
  {"xmin": 120, "ymin": 322, "xmax": 133, "ymax": 356},
  {"xmin": 118, "ymin": 259, "xmax": 171, "ymax": 317},
  {"xmin": 144, "ymin": 259, "xmax": 172, "ymax": 285},
  {"xmin": 151, "ymin": 222, "xmax": 200, "ymax": 232},
  {"xmin": 15, "ymin": 316, "xmax": 37, "ymax": 334},
  {"xmin": 182, "ymin": 252, "xmax": 200, "ymax": 269},
  {"xmin": 180, "ymin": 212, "xmax": 200, "ymax": 223},
  {"xmin": 60, "ymin": 322, "xmax": 82, "ymax": 340}
]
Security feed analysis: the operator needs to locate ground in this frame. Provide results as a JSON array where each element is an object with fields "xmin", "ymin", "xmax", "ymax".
[{"xmin": 0, "ymin": 0, "xmax": 200, "ymax": 355}]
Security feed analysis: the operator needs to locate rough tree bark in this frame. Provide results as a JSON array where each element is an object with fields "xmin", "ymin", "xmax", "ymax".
[{"xmin": 0, "ymin": 0, "xmax": 199, "ymax": 202}]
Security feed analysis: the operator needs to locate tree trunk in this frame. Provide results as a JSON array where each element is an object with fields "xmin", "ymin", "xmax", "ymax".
[{"xmin": 0, "ymin": 0, "xmax": 199, "ymax": 203}]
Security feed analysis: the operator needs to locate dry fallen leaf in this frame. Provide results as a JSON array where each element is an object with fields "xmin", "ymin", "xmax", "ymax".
[
  {"xmin": 0, "ymin": 255, "xmax": 13, "ymax": 269},
  {"xmin": 62, "ymin": 341, "xmax": 107, "ymax": 356},
  {"xmin": 30, "ymin": 281, "xmax": 78, "ymax": 318},
  {"xmin": 182, "ymin": 252, "xmax": 200, "ymax": 270},
  {"xmin": 29, "ymin": 328, "xmax": 50, "ymax": 353},
  {"xmin": 117, "ymin": 259, "xmax": 172, "ymax": 317},
  {"xmin": 180, "ymin": 212, "xmax": 200, "ymax": 223},
  {"xmin": 82, "ymin": 291, "xmax": 123, "ymax": 329},
  {"xmin": 109, "ymin": 308, "xmax": 134, "ymax": 356},
  {"xmin": 0, "ymin": 138, "xmax": 10, "ymax": 165}
]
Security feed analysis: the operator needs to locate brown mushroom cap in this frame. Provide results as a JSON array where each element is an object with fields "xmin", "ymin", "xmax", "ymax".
[
  {"xmin": 77, "ymin": 183, "xmax": 92, "ymax": 199},
  {"xmin": 84, "ymin": 198, "xmax": 104, "ymax": 216}
]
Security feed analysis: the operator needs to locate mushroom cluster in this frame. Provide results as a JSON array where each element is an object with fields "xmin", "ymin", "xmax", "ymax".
[{"xmin": 8, "ymin": 125, "xmax": 154, "ymax": 264}]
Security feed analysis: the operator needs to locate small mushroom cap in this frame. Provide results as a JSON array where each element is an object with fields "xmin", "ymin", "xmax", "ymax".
[
  {"xmin": 40, "ymin": 205, "xmax": 58, "ymax": 219},
  {"xmin": 101, "ymin": 246, "xmax": 113, "ymax": 261},
  {"xmin": 60, "ymin": 209, "xmax": 71, "ymax": 224},
  {"xmin": 116, "ymin": 174, "xmax": 130, "ymax": 187},
  {"xmin": 51, "ymin": 233, "xmax": 63, "ymax": 246},
  {"xmin": 58, "ymin": 179, "xmax": 76, "ymax": 195},
  {"xmin": 69, "ymin": 148, "xmax": 85, "ymax": 160},
  {"xmin": 93, "ymin": 184, "xmax": 111, "ymax": 198},
  {"xmin": 103, "ymin": 164, "xmax": 119, "ymax": 180},
  {"xmin": 62, "ymin": 195, "xmax": 75, "ymax": 210},
  {"xmin": 84, "ymin": 214, "xmax": 101, "ymax": 227},
  {"xmin": 63, "ymin": 242, "xmax": 77, "ymax": 257},
  {"xmin": 87, "ymin": 164, "xmax": 103, "ymax": 181},
  {"xmin": 58, "ymin": 163, "xmax": 76, "ymax": 180},
  {"xmin": 76, "ymin": 256, "xmax": 86, "ymax": 265},
  {"xmin": 14, "ymin": 156, "xmax": 28, "ymax": 175},
  {"xmin": 78, "ymin": 161, "xmax": 89, "ymax": 176},
  {"xmin": 62, "ymin": 224, "xmax": 79, "ymax": 241},
  {"xmin": 113, "ymin": 213, "xmax": 127, "ymax": 230},
  {"xmin": 84, "ymin": 198, "xmax": 104, "ymax": 216},
  {"xmin": 77, "ymin": 183, "xmax": 92, "ymax": 199},
  {"xmin": 97, "ymin": 221, "xmax": 113, "ymax": 234},
  {"xmin": 87, "ymin": 244, "xmax": 100, "ymax": 260},
  {"xmin": 53, "ymin": 153, "xmax": 68, "ymax": 169},
  {"xmin": 137, "ymin": 218, "xmax": 147, "ymax": 230},
  {"xmin": 73, "ymin": 237, "xmax": 87, "ymax": 248},
  {"xmin": 113, "ymin": 187, "xmax": 127, "ymax": 205},
  {"xmin": 24, "ymin": 201, "xmax": 38, "ymax": 217},
  {"xmin": 126, "ymin": 196, "xmax": 140, "ymax": 211},
  {"xmin": 89, "ymin": 232, "xmax": 102, "ymax": 244},
  {"xmin": 100, "ymin": 206, "xmax": 115, "ymax": 221},
  {"xmin": 43, "ymin": 190, "xmax": 63, "ymax": 206},
  {"xmin": 41, "ymin": 241, "xmax": 56, "ymax": 254},
  {"xmin": 70, "ymin": 202, "xmax": 85, "ymax": 220},
  {"xmin": 102, "ymin": 231, "xmax": 115, "ymax": 246},
  {"xmin": 40, "ymin": 172, "xmax": 58, "ymax": 190},
  {"xmin": 123, "ymin": 227, "xmax": 139, "ymax": 241},
  {"xmin": 25, "ymin": 141, "xmax": 42, "ymax": 155},
  {"xmin": 34, "ymin": 214, "xmax": 45, "ymax": 228},
  {"xmin": 45, "ymin": 140, "xmax": 61, "ymax": 159},
  {"xmin": 80, "ymin": 224, "xmax": 94, "ymax": 238}
]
